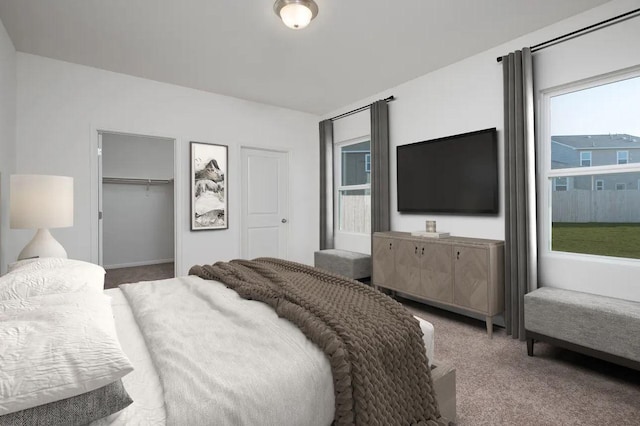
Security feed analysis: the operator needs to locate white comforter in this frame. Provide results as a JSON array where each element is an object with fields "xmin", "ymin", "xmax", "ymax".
[
  {"xmin": 120, "ymin": 276, "xmax": 336, "ymax": 426},
  {"xmin": 106, "ymin": 275, "xmax": 435, "ymax": 426}
]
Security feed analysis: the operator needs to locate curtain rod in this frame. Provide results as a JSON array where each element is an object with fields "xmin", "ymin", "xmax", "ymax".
[
  {"xmin": 329, "ymin": 96, "xmax": 395, "ymax": 122},
  {"xmin": 496, "ymin": 7, "xmax": 640, "ymax": 63}
]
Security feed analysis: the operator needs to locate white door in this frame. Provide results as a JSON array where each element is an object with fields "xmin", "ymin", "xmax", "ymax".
[{"xmin": 241, "ymin": 148, "xmax": 289, "ymax": 259}]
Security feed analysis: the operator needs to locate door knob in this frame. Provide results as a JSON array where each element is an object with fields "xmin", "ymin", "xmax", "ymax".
[{"xmin": 281, "ymin": 218, "xmax": 288, "ymax": 223}]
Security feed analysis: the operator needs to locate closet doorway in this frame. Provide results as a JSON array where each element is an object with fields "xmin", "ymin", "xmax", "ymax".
[{"xmin": 98, "ymin": 131, "xmax": 176, "ymax": 288}]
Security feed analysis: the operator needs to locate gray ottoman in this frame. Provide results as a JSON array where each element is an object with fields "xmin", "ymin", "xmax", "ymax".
[
  {"xmin": 525, "ymin": 287, "xmax": 640, "ymax": 370},
  {"xmin": 314, "ymin": 249, "xmax": 371, "ymax": 280}
]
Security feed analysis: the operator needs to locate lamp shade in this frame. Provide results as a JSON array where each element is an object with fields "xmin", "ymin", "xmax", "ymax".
[
  {"xmin": 280, "ymin": 4, "xmax": 313, "ymax": 29},
  {"xmin": 10, "ymin": 175, "xmax": 74, "ymax": 229},
  {"xmin": 274, "ymin": 0, "xmax": 318, "ymax": 30}
]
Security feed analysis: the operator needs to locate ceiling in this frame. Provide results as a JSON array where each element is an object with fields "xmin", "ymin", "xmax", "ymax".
[{"xmin": 0, "ymin": 0, "xmax": 612, "ymax": 115}]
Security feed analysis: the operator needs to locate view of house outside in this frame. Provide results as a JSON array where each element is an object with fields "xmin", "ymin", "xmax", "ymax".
[
  {"xmin": 338, "ymin": 140, "xmax": 371, "ymax": 234},
  {"xmin": 549, "ymin": 74, "xmax": 640, "ymax": 260}
]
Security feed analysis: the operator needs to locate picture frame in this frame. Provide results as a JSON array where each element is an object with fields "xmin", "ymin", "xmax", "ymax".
[{"xmin": 190, "ymin": 141, "xmax": 228, "ymax": 231}]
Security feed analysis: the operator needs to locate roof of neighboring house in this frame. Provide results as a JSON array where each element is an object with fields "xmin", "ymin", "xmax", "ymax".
[{"xmin": 552, "ymin": 134, "xmax": 640, "ymax": 149}]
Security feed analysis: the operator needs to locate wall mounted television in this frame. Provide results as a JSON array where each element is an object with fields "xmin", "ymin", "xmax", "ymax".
[{"xmin": 397, "ymin": 128, "xmax": 499, "ymax": 214}]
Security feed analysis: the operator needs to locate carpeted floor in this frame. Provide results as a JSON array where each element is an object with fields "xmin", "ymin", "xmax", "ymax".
[
  {"xmin": 104, "ymin": 262, "xmax": 174, "ymax": 289},
  {"xmin": 403, "ymin": 297, "xmax": 640, "ymax": 426},
  {"xmin": 101, "ymin": 267, "xmax": 639, "ymax": 424}
]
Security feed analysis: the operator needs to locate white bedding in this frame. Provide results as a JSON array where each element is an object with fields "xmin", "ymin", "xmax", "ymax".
[
  {"xmin": 91, "ymin": 289, "xmax": 166, "ymax": 426},
  {"xmin": 0, "ymin": 291, "xmax": 133, "ymax": 416},
  {"xmin": 101, "ymin": 277, "xmax": 435, "ymax": 425}
]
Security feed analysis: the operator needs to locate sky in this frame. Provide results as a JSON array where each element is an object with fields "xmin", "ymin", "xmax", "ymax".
[{"xmin": 550, "ymin": 74, "xmax": 640, "ymax": 138}]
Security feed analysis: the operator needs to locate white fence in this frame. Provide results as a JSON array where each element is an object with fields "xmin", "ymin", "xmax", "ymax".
[
  {"xmin": 552, "ymin": 190, "xmax": 640, "ymax": 222},
  {"xmin": 340, "ymin": 194, "xmax": 371, "ymax": 233}
]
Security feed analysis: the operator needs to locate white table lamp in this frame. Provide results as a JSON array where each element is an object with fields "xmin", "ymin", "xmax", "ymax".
[{"xmin": 10, "ymin": 175, "xmax": 74, "ymax": 260}]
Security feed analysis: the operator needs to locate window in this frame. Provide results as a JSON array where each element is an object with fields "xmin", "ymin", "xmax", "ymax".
[
  {"xmin": 595, "ymin": 179, "xmax": 604, "ymax": 191},
  {"xmin": 617, "ymin": 151, "xmax": 629, "ymax": 164},
  {"xmin": 580, "ymin": 151, "xmax": 592, "ymax": 167},
  {"xmin": 335, "ymin": 139, "xmax": 371, "ymax": 234},
  {"xmin": 542, "ymin": 71, "xmax": 640, "ymax": 263},
  {"xmin": 553, "ymin": 177, "xmax": 567, "ymax": 191}
]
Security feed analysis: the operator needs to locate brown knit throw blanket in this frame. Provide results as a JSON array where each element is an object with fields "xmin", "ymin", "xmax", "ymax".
[{"xmin": 189, "ymin": 258, "xmax": 444, "ymax": 426}]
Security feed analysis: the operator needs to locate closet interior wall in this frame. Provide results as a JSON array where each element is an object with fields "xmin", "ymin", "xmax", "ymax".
[{"xmin": 102, "ymin": 133, "xmax": 175, "ymax": 269}]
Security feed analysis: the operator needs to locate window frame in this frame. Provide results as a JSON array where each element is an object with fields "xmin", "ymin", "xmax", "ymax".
[
  {"xmin": 539, "ymin": 67, "xmax": 640, "ymax": 267},
  {"xmin": 580, "ymin": 151, "xmax": 592, "ymax": 167},
  {"xmin": 553, "ymin": 177, "xmax": 568, "ymax": 191},
  {"xmin": 595, "ymin": 179, "xmax": 604, "ymax": 191},
  {"xmin": 617, "ymin": 150, "xmax": 629, "ymax": 165},
  {"xmin": 333, "ymin": 136, "xmax": 371, "ymax": 236}
]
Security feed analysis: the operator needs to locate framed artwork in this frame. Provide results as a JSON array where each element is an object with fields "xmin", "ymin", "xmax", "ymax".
[{"xmin": 190, "ymin": 141, "xmax": 228, "ymax": 230}]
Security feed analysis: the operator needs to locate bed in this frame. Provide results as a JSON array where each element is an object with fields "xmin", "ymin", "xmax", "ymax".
[
  {"xmin": 0, "ymin": 258, "xmax": 441, "ymax": 426},
  {"xmin": 96, "ymin": 280, "xmax": 436, "ymax": 425}
]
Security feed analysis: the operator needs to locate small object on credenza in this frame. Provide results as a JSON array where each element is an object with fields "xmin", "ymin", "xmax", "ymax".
[
  {"xmin": 425, "ymin": 220, "xmax": 437, "ymax": 232},
  {"xmin": 411, "ymin": 230, "xmax": 450, "ymax": 238}
]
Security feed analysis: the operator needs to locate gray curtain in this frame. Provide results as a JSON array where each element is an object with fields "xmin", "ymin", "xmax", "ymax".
[
  {"xmin": 370, "ymin": 100, "xmax": 391, "ymax": 242},
  {"xmin": 319, "ymin": 119, "xmax": 334, "ymax": 250},
  {"xmin": 502, "ymin": 48, "xmax": 538, "ymax": 340}
]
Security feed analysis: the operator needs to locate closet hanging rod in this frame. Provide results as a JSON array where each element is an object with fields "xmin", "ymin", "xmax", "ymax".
[{"xmin": 102, "ymin": 177, "xmax": 174, "ymax": 185}]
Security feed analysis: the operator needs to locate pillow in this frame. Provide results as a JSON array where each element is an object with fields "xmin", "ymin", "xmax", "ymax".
[
  {"xmin": 0, "ymin": 258, "xmax": 106, "ymax": 301},
  {"xmin": 0, "ymin": 379, "xmax": 132, "ymax": 426},
  {"xmin": 0, "ymin": 291, "xmax": 134, "ymax": 416}
]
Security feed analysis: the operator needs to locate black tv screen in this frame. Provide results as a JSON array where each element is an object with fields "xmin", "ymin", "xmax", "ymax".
[{"xmin": 397, "ymin": 128, "xmax": 498, "ymax": 214}]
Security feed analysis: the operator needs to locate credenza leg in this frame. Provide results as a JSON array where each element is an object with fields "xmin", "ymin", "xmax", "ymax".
[
  {"xmin": 527, "ymin": 338, "xmax": 534, "ymax": 356},
  {"xmin": 486, "ymin": 315, "xmax": 493, "ymax": 339}
]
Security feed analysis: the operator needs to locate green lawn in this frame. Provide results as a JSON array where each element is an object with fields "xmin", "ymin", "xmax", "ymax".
[{"xmin": 552, "ymin": 222, "xmax": 640, "ymax": 260}]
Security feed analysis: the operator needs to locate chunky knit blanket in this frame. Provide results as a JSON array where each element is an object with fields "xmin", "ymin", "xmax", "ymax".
[{"xmin": 189, "ymin": 258, "xmax": 444, "ymax": 426}]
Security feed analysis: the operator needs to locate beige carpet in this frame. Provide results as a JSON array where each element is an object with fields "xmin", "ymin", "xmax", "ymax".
[
  {"xmin": 403, "ymin": 298, "xmax": 640, "ymax": 426},
  {"xmin": 104, "ymin": 263, "xmax": 174, "ymax": 289}
]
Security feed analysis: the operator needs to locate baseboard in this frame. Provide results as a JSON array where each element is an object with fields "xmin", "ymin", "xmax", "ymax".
[{"xmin": 104, "ymin": 259, "xmax": 174, "ymax": 270}]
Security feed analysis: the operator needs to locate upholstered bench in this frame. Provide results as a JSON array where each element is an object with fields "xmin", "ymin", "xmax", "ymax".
[
  {"xmin": 524, "ymin": 287, "xmax": 640, "ymax": 370},
  {"xmin": 314, "ymin": 249, "xmax": 371, "ymax": 280}
]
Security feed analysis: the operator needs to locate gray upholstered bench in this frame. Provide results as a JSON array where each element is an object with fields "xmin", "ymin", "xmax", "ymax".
[
  {"xmin": 314, "ymin": 249, "xmax": 371, "ymax": 280},
  {"xmin": 524, "ymin": 287, "xmax": 640, "ymax": 370}
]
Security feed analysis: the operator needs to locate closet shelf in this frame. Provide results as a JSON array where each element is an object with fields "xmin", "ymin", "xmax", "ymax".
[{"xmin": 102, "ymin": 177, "xmax": 174, "ymax": 185}]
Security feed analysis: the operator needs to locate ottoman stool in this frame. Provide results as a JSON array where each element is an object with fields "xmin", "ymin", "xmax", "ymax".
[{"xmin": 314, "ymin": 249, "xmax": 371, "ymax": 280}]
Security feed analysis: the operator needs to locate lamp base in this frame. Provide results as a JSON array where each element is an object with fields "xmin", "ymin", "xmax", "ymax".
[{"xmin": 18, "ymin": 228, "xmax": 68, "ymax": 260}]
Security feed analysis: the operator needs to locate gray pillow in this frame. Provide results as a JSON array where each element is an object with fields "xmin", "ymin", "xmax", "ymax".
[{"xmin": 0, "ymin": 379, "xmax": 133, "ymax": 426}]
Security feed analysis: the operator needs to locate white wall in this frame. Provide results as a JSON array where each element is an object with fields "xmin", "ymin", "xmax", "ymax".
[
  {"xmin": 14, "ymin": 54, "xmax": 319, "ymax": 275},
  {"xmin": 0, "ymin": 17, "xmax": 16, "ymax": 274},
  {"xmin": 102, "ymin": 133, "xmax": 174, "ymax": 268},
  {"xmin": 323, "ymin": 0, "xmax": 640, "ymax": 300}
]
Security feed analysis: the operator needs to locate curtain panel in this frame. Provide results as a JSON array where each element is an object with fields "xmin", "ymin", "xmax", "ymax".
[
  {"xmin": 319, "ymin": 119, "xmax": 334, "ymax": 250},
  {"xmin": 370, "ymin": 100, "xmax": 391, "ymax": 244},
  {"xmin": 502, "ymin": 48, "xmax": 538, "ymax": 340}
]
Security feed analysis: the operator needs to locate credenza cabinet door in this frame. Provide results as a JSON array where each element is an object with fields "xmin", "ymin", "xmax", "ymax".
[
  {"xmin": 453, "ymin": 245, "xmax": 489, "ymax": 312},
  {"xmin": 372, "ymin": 236, "xmax": 396, "ymax": 287},
  {"xmin": 395, "ymin": 240, "xmax": 423, "ymax": 296},
  {"xmin": 421, "ymin": 243, "xmax": 453, "ymax": 303}
]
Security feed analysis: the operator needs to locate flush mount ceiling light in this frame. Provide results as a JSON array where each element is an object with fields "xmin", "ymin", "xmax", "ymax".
[{"xmin": 274, "ymin": 0, "xmax": 318, "ymax": 30}]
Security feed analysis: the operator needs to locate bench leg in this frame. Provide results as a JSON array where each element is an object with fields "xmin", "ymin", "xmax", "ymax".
[{"xmin": 527, "ymin": 338, "xmax": 534, "ymax": 356}]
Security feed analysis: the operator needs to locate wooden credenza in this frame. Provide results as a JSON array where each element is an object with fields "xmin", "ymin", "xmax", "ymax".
[{"xmin": 373, "ymin": 231, "xmax": 504, "ymax": 337}]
